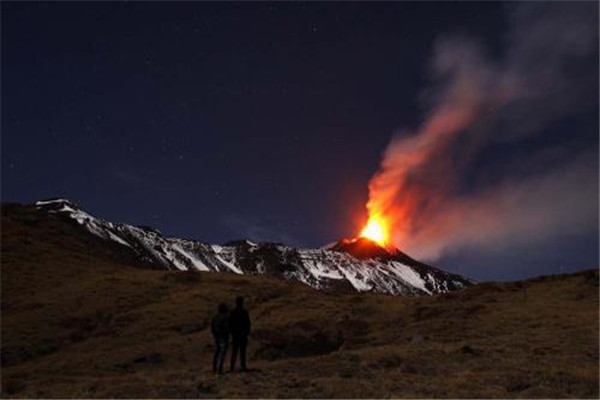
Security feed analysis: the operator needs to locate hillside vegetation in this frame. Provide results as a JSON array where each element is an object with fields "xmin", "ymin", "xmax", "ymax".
[{"xmin": 1, "ymin": 204, "xmax": 598, "ymax": 398}]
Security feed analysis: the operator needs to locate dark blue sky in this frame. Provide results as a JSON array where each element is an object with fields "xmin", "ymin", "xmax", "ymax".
[{"xmin": 2, "ymin": 2, "xmax": 598, "ymax": 281}]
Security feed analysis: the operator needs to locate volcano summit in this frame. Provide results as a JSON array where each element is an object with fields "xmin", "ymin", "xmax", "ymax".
[{"xmin": 30, "ymin": 198, "xmax": 472, "ymax": 296}]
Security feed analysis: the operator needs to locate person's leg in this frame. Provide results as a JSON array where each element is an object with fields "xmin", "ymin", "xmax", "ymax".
[
  {"xmin": 230, "ymin": 338, "xmax": 239, "ymax": 371},
  {"xmin": 217, "ymin": 341, "xmax": 228, "ymax": 374},
  {"xmin": 240, "ymin": 336, "xmax": 248, "ymax": 371},
  {"xmin": 212, "ymin": 343, "xmax": 219, "ymax": 374}
]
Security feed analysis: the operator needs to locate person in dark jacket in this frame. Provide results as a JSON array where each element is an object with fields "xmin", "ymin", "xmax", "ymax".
[
  {"xmin": 229, "ymin": 296, "xmax": 251, "ymax": 372},
  {"xmin": 211, "ymin": 303, "xmax": 229, "ymax": 375}
]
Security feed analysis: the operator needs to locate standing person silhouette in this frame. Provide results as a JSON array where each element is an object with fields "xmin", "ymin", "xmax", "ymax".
[
  {"xmin": 229, "ymin": 296, "xmax": 251, "ymax": 372},
  {"xmin": 210, "ymin": 303, "xmax": 229, "ymax": 375}
]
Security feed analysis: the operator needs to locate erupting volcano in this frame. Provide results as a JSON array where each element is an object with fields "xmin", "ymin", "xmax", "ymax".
[{"xmin": 29, "ymin": 198, "xmax": 473, "ymax": 296}]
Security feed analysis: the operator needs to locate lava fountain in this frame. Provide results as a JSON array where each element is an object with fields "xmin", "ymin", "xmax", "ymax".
[{"xmin": 359, "ymin": 215, "xmax": 389, "ymax": 248}]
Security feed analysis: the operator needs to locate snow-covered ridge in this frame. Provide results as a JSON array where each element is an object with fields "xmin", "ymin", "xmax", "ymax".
[{"xmin": 35, "ymin": 198, "xmax": 473, "ymax": 296}]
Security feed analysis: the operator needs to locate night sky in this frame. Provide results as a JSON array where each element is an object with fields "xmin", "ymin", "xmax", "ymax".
[{"xmin": 2, "ymin": 2, "xmax": 598, "ymax": 281}]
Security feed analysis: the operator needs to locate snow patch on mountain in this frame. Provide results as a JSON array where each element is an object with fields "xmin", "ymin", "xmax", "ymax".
[{"xmin": 388, "ymin": 261, "xmax": 432, "ymax": 294}]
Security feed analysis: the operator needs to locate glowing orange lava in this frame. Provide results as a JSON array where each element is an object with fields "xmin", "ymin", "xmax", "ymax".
[{"xmin": 360, "ymin": 216, "xmax": 389, "ymax": 247}]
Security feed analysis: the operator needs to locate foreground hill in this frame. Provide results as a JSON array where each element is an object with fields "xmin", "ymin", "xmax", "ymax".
[{"xmin": 1, "ymin": 203, "xmax": 598, "ymax": 398}]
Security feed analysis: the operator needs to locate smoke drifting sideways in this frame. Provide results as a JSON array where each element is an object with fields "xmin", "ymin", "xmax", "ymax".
[{"xmin": 366, "ymin": 3, "xmax": 599, "ymax": 262}]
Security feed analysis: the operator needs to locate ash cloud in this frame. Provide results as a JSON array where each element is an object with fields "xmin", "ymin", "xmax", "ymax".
[{"xmin": 368, "ymin": 3, "xmax": 599, "ymax": 260}]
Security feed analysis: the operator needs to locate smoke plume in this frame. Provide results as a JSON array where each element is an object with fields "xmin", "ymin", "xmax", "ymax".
[{"xmin": 367, "ymin": 3, "xmax": 599, "ymax": 260}]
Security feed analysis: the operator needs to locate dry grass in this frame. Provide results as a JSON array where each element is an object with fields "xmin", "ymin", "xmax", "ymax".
[{"xmin": 1, "ymin": 205, "xmax": 598, "ymax": 398}]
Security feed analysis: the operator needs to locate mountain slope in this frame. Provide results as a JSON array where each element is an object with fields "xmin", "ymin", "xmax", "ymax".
[
  {"xmin": 32, "ymin": 198, "xmax": 472, "ymax": 295},
  {"xmin": 1, "ymin": 204, "xmax": 598, "ymax": 398}
]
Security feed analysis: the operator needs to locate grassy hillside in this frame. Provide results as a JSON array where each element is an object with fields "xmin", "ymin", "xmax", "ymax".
[{"xmin": 1, "ymin": 204, "xmax": 598, "ymax": 398}]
